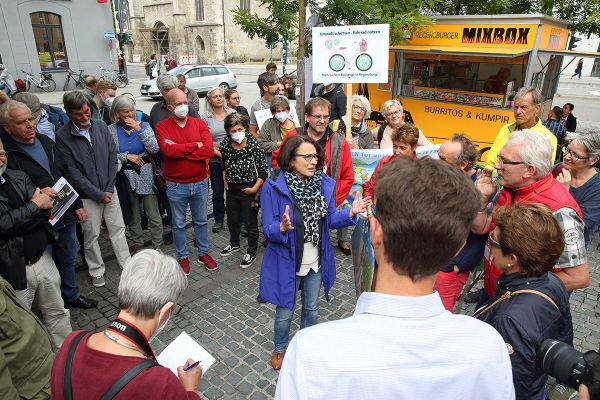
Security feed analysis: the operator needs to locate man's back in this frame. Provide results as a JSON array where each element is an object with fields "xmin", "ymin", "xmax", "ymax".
[{"xmin": 276, "ymin": 292, "xmax": 514, "ymax": 400}]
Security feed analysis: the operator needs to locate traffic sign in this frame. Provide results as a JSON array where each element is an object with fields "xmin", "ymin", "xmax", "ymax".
[{"xmin": 104, "ymin": 32, "xmax": 115, "ymax": 39}]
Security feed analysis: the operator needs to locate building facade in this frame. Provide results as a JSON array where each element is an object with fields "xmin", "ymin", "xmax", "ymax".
[
  {"xmin": 561, "ymin": 34, "xmax": 600, "ymax": 78},
  {"xmin": 128, "ymin": 0, "xmax": 276, "ymax": 64},
  {"xmin": 0, "ymin": 0, "xmax": 118, "ymax": 90}
]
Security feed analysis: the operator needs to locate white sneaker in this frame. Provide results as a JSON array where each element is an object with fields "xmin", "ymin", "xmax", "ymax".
[
  {"xmin": 240, "ymin": 253, "xmax": 256, "ymax": 269},
  {"xmin": 91, "ymin": 275, "xmax": 106, "ymax": 288},
  {"xmin": 220, "ymin": 244, "xmax": 240, "ymax": 257}
]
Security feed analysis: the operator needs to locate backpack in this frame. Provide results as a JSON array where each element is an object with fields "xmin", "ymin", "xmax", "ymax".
[
  {"xmin": 376, "ymin": 123, "xmax": 388, "ymax": 146},
  {"xmin": 42, "ymin": 104, "xmax": 69, "ymax": 129}
]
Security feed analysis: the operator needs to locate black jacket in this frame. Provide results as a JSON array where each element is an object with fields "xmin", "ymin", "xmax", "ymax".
[
  {"xmin": 3, "ymin": 134, "xmax": 83, "ymax": 229},
  {"xmin": 55, "ymin": 120, "xmax": 118, "ymax": 203},
  {"xmin": 477, "ymin": 272, "xmax": 573, "ymax": 400},
  {"xmin": 0, "ymin": 170, "xmax": 55, "ymax": 290},
  {"xmin": 312, "ymin": 84, "xmax": 347, "ymax": 122},
  {"xmin": 565, "ymin": 113, "xmax": 577, "ymax": 132}
]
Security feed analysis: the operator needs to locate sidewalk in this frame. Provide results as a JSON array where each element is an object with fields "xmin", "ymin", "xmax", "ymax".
[{"xmin": 70, "ymin": 193, "xmax": 600, "ymax": 399}]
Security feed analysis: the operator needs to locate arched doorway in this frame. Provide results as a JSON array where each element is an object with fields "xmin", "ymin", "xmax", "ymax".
[
  {"xmin": 195, "ymin": 35, "xmax": 206, "ymax": 62},
  {"xmin": 152, "ymin": 22, "xmax": 169, "ymax": 57}
]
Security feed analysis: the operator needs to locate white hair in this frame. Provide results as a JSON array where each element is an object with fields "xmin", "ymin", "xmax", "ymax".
[
  {"xmin": 118, "ymin": 250, "xmax": 187, "ymax": 319},
  {"xmin": 0, "ymin": 100, "xmax": 30, "ymax": 126},
  {"xmin": 352, "ymin": 95, "xmax": 371, "ymax": 119},
  {"xmin": 506, "ymin": 130, "xmax": 553, "ymax": 178},
  {"xmin": 204, "ymin": 86, "xmax": 233, "ymax": 118},
  {"xmin": 156, "ymin": 75, "xmax": 178, "ymax": 93},
  {"xmin": 109, "ymin": 95, "xmax": 136, "ymax": 123},
  {"xmin": 382, "ymin": 99, "xmax": 402, "ymax": 117}
]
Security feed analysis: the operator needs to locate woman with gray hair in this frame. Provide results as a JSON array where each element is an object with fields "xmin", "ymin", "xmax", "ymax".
[
  {"xmin": 333, "ymin": 95, "xmax": 375, "ymax": 150},
  {"xmin": 109, "ymin": 95, "xmax": 163, "ymax": 252},
  {"xmin": 371, "ymin": 99, "xmax": 431, "ymax": 149},
  {"xmin": 50, "ymin": 250, "xmax": 203, "ymax": 399},
  {"xmin": 556, "ymin": 130, "xmax": 600, "ymax": 247},
  {"xmin": 201, "ymin": 87, "xmax": 235, "ymax": 233}
]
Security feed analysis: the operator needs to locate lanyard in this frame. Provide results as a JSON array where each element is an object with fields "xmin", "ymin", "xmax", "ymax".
[{"xmin": 106, "ymin": 318, "xmax": 155, "ymax": 359}]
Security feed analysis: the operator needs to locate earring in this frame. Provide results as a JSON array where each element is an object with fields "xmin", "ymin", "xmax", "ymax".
[{"xmin": 507, "ymin": 263, "xmax": 512, "ymax": 268}]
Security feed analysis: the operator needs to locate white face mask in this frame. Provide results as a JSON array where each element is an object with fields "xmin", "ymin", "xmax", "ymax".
[
  {"xmin": 148, "ymin": 306, "xmax": 171, "ymax": 342},
  {"xmin": 274, "ymin": 112, "xmax": 288, "ymax": 123},
  {"xmin": 231, "ymin": 131, "xmax": 246, "ymax": 144},
  {"xmin": 104, "ymin": 97, "xmax": 114, "ymax": 108},
  {"xmin": 173, "ymin": 104, "xmax": 188, "ymax": 118}
]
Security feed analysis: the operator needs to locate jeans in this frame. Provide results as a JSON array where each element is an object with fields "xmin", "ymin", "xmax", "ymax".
[
  {"xmin": 273, "ymin": 269, "xmax": 322, "ymax": 353},
  {"xmin": 51, "ymin": 223, "xmax": 80, "ymax": 302},
  {"xmin": 209, "ymin": 160, "xmax": 225, "ymax": 224},
  {"xmin": 226, "ymin": 188, "xmax": 258, "ymax": 255},
  {"xmin": 166, "ymin": 179, "xmax": 209, "ymax": 259}
]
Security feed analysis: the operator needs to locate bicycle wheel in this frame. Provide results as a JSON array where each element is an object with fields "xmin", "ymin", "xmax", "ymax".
[
  {"xmin": 75, "ymin": 79, "xmax": 84, "ymax": 89},
  {"xmin": 115, "ymin": 75, "xmax": 127, "ymax": 88},
  {"xmin": 63, "ymin": 75, "xmax": 71, "ymax": 91},
  {"xmin": 41, "ymin": 78, "xmax": 56, "ymax": 92}
]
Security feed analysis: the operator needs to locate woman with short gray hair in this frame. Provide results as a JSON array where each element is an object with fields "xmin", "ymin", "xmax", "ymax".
[
  {"xmin": 556, "ymin": 130, "xmax": 600, "ymax": 247},
  {"xmin": 332, "ymin": 95, "xmax": 374, "ymax": 150},
  {"xmin": 371, "ymin": 99, "xmax": 431, "ymax": 149},
  {"xmin": 51, "ymin": 250, "xmax": 203, "ymax": 399},
  {"xmin": 109, "ymin": 94, "xmax": 163, "ymax": 252},
  {"xmin": 201, "ymin": 87, "xmax": 235, "ymax": 233}
]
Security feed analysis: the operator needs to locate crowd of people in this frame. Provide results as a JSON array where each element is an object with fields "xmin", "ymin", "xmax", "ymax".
[{"xmin": 0, "ymin": 61, "xmax": 597, "ymax": 400}]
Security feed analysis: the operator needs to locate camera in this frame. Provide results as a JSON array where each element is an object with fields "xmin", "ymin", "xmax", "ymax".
[{"xmin": 538, "ymin": 339, "xmax": 600, "ymax": 398}]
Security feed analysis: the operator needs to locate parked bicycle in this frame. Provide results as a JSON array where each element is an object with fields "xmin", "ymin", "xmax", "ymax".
[
  {"xmin": 63, "ymin": 68, "xmax": 86, "ymax": 91},
  {"xmin": 21, "ymin": 70, "xmax": 56, "ymax": 92},
  {"xmin": 99, "ymin": 66, "xmax": 128, "ymax": 88}
]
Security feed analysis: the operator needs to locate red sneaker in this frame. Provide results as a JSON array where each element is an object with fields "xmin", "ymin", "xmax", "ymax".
[
  {"xmin": 178, "ymin": 258, "xmax": 190, "ymax": 275},
  {"xmin": 198, "ymin": 253, "xmax": 218, "ymax": 271}
]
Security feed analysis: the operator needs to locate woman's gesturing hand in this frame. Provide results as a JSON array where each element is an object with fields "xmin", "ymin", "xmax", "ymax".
[
  {"xmin": 280, "ymin": 205, "xmax": 294, "ymax": 233},
  {"xmin": 349, "ymin": 191, "xmax": 368, "ymax": 218}
]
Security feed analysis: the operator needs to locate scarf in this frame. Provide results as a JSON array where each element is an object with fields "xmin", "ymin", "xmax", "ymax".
[{"xmin": 284, "ymin": 169, "xmax": 328, "ymax": 246}]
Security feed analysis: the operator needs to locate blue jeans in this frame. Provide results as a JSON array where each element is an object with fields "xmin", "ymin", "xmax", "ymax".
[
  {"xmin": 209, "ymin": 160, "xmax": 225, "ymax": 224},
  {"xmin": 273, "ymin": 269, "xmax": 322, "ymax": 353},
  {"xmin": 166, "ymin": 179, "xmax": 209, "ymax": 259},
  {"xmin": 51, "ymin": 223, "xmax": 80, "ymax": 302}
]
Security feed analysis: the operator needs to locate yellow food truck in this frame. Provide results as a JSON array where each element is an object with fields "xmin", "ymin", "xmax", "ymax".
[{"xmin": 361, "ymin": 14, "xmax": 599, "ymax": 157}]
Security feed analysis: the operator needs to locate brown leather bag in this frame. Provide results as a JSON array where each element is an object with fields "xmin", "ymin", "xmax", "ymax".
[{"xmin": 148, "ymin": 154, "xmax": 166, "ymax": 191}]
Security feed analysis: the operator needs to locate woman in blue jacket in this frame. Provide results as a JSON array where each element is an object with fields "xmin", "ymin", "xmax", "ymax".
[
  {"xmin": 259, "ymin": 135, "xmax": 366, "ymax": 370},
  {"xmin": 475, "ymin": 203, "xmax": 573, "ymax": 400}
]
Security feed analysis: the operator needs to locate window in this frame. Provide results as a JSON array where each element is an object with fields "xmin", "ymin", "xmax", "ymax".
[
  {"xmin": 30, "ymin": 12, "xmax": 68, "ymax": 70},
  {"xmin": 201, "ymin": 67, "xmax": 216, "ymax": 77},
  {"xmin": 196, "ymin": 0, "xmax": 204, "ymax": 21},
  {"xmin": 186, "ymin": 68, "xmax": 201, "ymax": 78},
  {"xmin": 215, "ymin": 67, "xmax": 229, "ymax": 75},
  {"xmin": 240, "ymin": 0, "xmax": 250, "ymax": 11}
]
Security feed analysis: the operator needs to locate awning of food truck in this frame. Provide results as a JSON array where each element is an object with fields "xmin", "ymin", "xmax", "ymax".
[
  {"xmin": 390, "ymin": 45, "xmax": 531, "ymax": 58},
  {"xmin": 537, "ymin": 49, "xmax": 600, "ymax": 58}
]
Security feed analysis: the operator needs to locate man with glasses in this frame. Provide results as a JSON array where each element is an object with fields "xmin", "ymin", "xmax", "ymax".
[
  {"xmin": 485, "ymin": 87, "xmax": 556, "ymax": 169},
  {"xmin": 473, "ymin": 130, "xmax": 589, "ymax": 307},
  {"xmin": 303, "ymin": 97, "xmax": 354, "ymax": 210},
  {"xmin": 156, "ymin": 89, "xmax": 217, "ymax": 275}
]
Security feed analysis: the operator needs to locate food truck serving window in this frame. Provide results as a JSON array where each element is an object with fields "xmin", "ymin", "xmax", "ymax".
[{"xmin": 400, "ymin": 54, "xmax": 528, "ymax": 108}]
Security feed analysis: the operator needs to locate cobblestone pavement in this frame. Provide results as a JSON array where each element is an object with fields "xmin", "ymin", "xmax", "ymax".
[{"xmin": 69, "ymin": 196, "xmax": 600, "ymax": 400}]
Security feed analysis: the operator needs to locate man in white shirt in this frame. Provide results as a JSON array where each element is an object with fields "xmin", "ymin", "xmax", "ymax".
[{"xmin": 275, "ymin": 157, "xmax": 515, "ymax": 400}]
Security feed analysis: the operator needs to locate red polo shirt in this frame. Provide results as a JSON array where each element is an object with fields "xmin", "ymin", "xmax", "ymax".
[{"xmin": 156, "ymin": 116, "xmax": 214, "ymax": 183}]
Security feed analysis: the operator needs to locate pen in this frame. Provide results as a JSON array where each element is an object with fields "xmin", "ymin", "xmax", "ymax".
[{"xmin": 183, "ymin": 360, "xmax": 201, "ymax": 371}]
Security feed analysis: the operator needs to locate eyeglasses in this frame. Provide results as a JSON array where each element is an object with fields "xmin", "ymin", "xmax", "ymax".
[
  {"xmin": 489, "ymin": 233, "xmax": 502, "ymax": 249},
  {"xmin": 295, "ymin": 153, "xmax": 319, "ymax": 162},
  {"xmin": 352, "ymin": 105, "xmax": 366, "ymax": 113},
  {"xmin": 386, "ymin": 110, "xmax": 402, "ymax": 118},
  {"xmin": 562, "ymin": 146, "xmax": 589, "ymax": 161},
  {"xmin": 308, "ymin": 114, "xmax": 330, "ymax": 121},
  {"xmin": 497, "ymin": 155, "xmax": 528, "ymax": 166}
]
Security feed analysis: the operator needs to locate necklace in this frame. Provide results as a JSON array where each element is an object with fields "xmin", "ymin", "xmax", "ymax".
[{"xmin": 104, "ymin": 330, "xmax": 148, "ymax": 358}]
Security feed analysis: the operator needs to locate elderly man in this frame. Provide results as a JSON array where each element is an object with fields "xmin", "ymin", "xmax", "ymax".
[
  {"xmin": 276, "ymin": 157, "xmax": 515, "ymax": 400},
  {"xmin": 156, "ymin": 88, "xmax": 217, "ymax": 274},
  {"xmin": 176, "ymin": 74, "xmax": 200, "ymax": 114},
  {"xmin": 56, "ymin": 91, "xmax": 131, "ymax": 288},
  {"xmin": 149, "ymin": 75, "xmax": 199, "ymax": 132},
  {"xmin": 83, "ymin": 75, "xmax": 97, "ymax": 99},
  {"xmin": 435, "ymin": 134, "xmax": 488, "ymax": 311},
  {"xmin": 2, "ymin": 100, "xmax": 96, "ymax": 309},
  {"xmin": 486, "ymin": 87, "xmax": 556, "ymax": 169},
  {"xmin": 12, "ymin": 92, "xmax": 69, "ymax": 141},
  {"xmin": 473, "ymin": 130, "xmax": 590, "ymax": 306},
  {"xmin": 0, "ymin": 114, "xmax": 72, "ymax": 348}
]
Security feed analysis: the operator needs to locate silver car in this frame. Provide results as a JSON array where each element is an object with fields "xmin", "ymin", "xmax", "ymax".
[{"xmin": 140, "ymin": 64, "xmax": 237, "ymax": 99}]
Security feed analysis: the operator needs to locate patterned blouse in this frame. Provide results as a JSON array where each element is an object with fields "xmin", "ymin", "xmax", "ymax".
[
  {"xmin": 219, "ymin": 135, "xmax": 268, "ymax": 185},
  {"xmin": 109, "ymin": 122, "xmax": 159, "ymax": 195}
]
